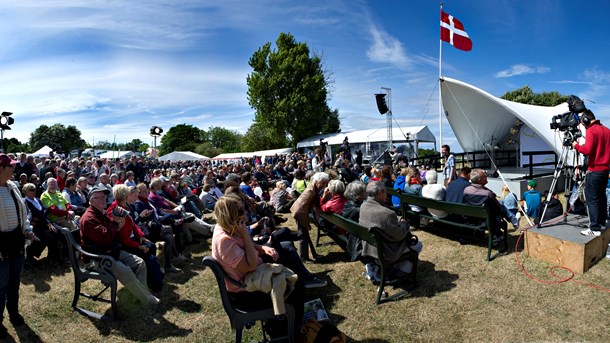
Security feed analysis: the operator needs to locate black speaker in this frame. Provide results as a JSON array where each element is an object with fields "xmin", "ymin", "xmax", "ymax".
[{"xmin": 375, "ymin": 94, "xmax": 389, "ymax": 114}]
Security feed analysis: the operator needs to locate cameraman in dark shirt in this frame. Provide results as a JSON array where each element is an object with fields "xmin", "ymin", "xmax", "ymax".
[{"xmin": 572, "ymin": 109, "xmax": 610, "ymax": 236}]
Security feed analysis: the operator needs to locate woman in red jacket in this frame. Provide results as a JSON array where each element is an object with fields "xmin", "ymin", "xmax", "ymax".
[{"xmin": 107, "ymin": 185, "xmax": 164, "ymax": 292}]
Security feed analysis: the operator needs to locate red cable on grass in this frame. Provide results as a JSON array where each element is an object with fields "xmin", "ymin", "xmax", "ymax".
[{"xmin": 514, "ymin": 211, "xmax": 610, "ymax": 293}]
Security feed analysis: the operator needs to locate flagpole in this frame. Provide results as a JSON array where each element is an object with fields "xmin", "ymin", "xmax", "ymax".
[{"xmin": 439, "ymin": 2, "xmax": 443, "ymax": 158}]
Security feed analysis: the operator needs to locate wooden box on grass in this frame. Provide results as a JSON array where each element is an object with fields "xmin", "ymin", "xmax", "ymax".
[{"xmin": 524, "ymin": 214, "xmax": 610, "ymax": 273}]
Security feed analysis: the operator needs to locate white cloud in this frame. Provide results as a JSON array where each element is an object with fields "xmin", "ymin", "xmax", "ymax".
[
  {"xmin": 366, "ymin": 25, "xmax": 411, "ymax": 70},
  {"xmin": 495, "ymin": 64, "xmax": 550, "ymax": 78}
]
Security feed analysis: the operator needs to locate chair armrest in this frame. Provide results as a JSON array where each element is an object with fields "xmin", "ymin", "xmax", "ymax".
[{"xmin": 58, "ymin": 226, "xmax": 116, "ymax": 272}]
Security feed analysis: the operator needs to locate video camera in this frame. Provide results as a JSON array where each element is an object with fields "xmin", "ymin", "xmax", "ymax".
[{"xmin": 550, "ymin": 95, "xmax": 586, "ymax": 146}]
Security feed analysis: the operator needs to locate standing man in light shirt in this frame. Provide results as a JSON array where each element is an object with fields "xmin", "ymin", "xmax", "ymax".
[{"xmin": 442, "ymin": 144, "xmax": 456, "ymax": 187}]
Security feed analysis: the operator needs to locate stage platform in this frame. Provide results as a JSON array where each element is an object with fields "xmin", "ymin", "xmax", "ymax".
[
  {"xmin": 485, "ymin": 167, "xmax": 564, "ymax": 201},
  {"xmin": 524, "ymin": 214, "xmax": 610, "ymax": 273}
]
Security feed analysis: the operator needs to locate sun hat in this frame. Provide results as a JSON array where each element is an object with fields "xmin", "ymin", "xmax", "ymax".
[{"xmin": 0, "ymin": 153, "xmax": 18, "ymax": 167}]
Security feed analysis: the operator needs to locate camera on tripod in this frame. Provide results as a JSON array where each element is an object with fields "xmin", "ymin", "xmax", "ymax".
[{"xmin": 549, "ymin": 95, "xmax": 587, "ymax": 147}]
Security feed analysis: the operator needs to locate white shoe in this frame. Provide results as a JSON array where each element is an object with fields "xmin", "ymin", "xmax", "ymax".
[
  {"xmin": 516, "ymin": 212, "xmax": 522, "ymax": 220},
  {"xmin": 580, "ymin": 229, "xmax": 601, "ymax": 237},
  {"xmin": 149, "ymin": 295, "xmax": 160, "ymax": 305},
  {"xmin": 166, "ymin": 265, "xmax": 182, "ymax": 273}
]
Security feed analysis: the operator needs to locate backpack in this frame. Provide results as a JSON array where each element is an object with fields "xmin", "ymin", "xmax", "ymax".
[{"xmin": 299, "ymin": 320, "xmax": 346, "ymax": 343}]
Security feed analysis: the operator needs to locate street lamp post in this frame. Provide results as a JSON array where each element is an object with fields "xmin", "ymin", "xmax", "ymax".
[
  {"xmin": 149, "ymin": 126, "xmax": 163, "ymax": 158},
  {"xmin": 0, "ymin": 111, "xmax": 15, "ymax": 153}
]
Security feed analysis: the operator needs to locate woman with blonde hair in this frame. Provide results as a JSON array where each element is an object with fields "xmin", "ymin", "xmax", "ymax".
[{"xmin": 212, "ymin": 195, "xmax": 305, "ymax": 340}]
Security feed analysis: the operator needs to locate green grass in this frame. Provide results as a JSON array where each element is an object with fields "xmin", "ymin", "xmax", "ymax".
[{"xmin": 8, "ymin": 213, "xmax": 610, "ymax": 343}]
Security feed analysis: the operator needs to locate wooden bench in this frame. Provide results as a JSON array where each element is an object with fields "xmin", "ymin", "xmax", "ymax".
[
  {"xmin": 318, "ymin": 212, "xmax": 418, "ymax": 305},
  {"xmin": 312, "ymin": 211, "xmax": 348, "ymax": 251},
  {"xmin": 59, "ymin": 227, "xmax": 119, "ymax": 320},
  {"xmin": 388, "ymin": 188, "xmax": 508, "ymax": 261}
]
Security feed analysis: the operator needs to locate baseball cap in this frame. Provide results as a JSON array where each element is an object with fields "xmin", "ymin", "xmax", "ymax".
[
  {"xmin": 0, "ymin": 154, "xmax": 18, "ymax": 167},
  {"xmin": 88, "ymin": 185, "xmax": 110, "ymax": 200},
  {"xmin": 528, "ymin": 180, "xmax": 537, "ymax": 188}
]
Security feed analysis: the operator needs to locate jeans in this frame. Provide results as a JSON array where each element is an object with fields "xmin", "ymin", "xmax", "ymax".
[
  {"xmin": 0, "ymin": 253, "xmax": 25, "ymax": 322},
  {"xmin": 585, "ymin": 171, "xmax": 608, "ymax": 231}
]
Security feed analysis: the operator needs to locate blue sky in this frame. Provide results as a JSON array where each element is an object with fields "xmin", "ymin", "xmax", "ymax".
[{"xmin": 1, "ymin": 0, "xmax": 609, "ymax": 151}]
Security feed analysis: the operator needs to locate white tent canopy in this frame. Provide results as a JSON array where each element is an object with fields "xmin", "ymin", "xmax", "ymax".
[
  {"xmin": 441, "ymin": 77, "xmax": 568, "ymax": 156},
  {"xmin": 31, "ymin": 145, "xmax": 53, "ymax": 157},
  {"xmin": 98, "ymin": 150, "xmax": 139, "ymax": 159},
  {"xmin": 158, "ymin": 151, "xmax": 210, "ymax": 162},
  {"xmin": 296, "ymin": 126, "xmax": 436, "ymax": 148}
]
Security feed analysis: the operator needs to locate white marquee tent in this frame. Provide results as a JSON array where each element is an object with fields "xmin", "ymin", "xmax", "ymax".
[
  {"xmin": 296, "ymin": 126, "xmax": 436, "ymax": 149},
  {"xmin": 98, "ymin": 150, "xmax": 139, "ymax": 159},
  {"xmin": 31, "ymin": 145, "xmax": 53, "ymax": 157},
  {"xmin": 441, "ymin": 77, "xmax": 568, "ymax": 156},
  {"xmin": 212, "ymin": 147, "xmax": 293, "ymax": 161},
  {"xmin": 158, "ymin": 151, "xmax": 210, "ymax": 162}
]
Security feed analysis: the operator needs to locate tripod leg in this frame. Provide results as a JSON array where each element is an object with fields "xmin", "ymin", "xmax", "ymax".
[{"xmin": 537, "ymin": 145, "xmax": 570, "ymax": 228}]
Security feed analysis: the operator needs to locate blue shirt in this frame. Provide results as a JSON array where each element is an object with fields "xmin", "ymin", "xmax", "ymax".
[
  {"xmin": 523, "ymin": 189, "xmax": 542, "ymax": 218},
  {"xmin": 444, "ymin": 177, "xmax": 470, "ymax": 203}
]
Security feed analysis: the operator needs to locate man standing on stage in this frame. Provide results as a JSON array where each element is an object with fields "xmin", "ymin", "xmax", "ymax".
[
  {"xmin": 442, "ymin": 145, "xmax": 456, "ymax": 187},
  {"xmin": 572, "ymin": 109, "xmax": 610, "ymax": 236}
]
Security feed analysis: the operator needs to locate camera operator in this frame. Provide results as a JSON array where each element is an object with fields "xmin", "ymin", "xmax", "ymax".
[{"xmin": 572, "ymin": 109, "xmax": 610, "ymax": 236}]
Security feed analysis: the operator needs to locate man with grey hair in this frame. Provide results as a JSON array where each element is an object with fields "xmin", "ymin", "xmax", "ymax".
[
  {"xmin": 463, "ymin": 169, "xmax": 518, "ymax": 242},
  {"xmin": 359, "ymin": 181, "xmax": 422, "ymax": 278}
]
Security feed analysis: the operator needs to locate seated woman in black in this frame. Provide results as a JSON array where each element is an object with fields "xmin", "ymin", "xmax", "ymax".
[{"xmin": 22, "ymin": 183, "xmax": 64, "ymax": 265}]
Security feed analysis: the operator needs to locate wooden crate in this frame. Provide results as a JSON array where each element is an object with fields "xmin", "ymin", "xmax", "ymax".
[{"xmin": 524, "ymin": 214, "xmax": 610, "ymax": 273}]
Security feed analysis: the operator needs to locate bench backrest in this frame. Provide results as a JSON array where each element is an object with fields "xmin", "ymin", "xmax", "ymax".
[
  {"xmin": 387, "ymin": 187, "xmax": 490, "ymax": 218},
  {"xmin": 319, "ymin": 212, "xmax": 380, "ymax": 248}
]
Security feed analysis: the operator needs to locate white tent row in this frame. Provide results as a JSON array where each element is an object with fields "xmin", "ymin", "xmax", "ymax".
[
  {"xmin": 440, "ymin": 77, "xmax": 569, "ymax": 161},
  {"xmin": 158, "ymin": 151, "xmax": 210, "ymax": 162},
  {"xmin": 212, "ymin": 147, "xmax": 293, "ymax": 161}
]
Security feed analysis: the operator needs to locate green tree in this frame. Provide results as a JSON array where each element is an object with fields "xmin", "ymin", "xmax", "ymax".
[
  {"xmin": 207, "ymin": 126, "xmax": 243, "ymax": 153},
  {"xmin": 94, "ymin": 140, "xmax": 113, "ymax": 150},
  {"xmin": 246, "ymin": 32, "xmax": 340, "ymax": 147},
  {"xmin": 240, "ymin": 122, "xmax": 278, "ymax": 151},
  {"xmin": 194, "ymin": 142, "xmax": 222, "ymax": 158},
  {"xmin": 29, "ymin": 124, "xmax": 86, "ymax": 153},
  {"xmin": 125, "ymin": 138, "xmax": 144, "ymax": 152},
  {"xmin": 2, "ymin": 138, "xmax": 28, "ymax": 153},
  {"xmin": 159, "ymin": 124, "xmax": 205, "ymax": 155},
  {"xmin": 501, "ymin": 86, "xmax": 567, "ymax": 106}
]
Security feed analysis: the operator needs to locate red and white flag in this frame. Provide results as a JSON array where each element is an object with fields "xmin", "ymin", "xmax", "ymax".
[{"xmin": 440, "ymin": 10, "xmax": 472, "ymax": 51}]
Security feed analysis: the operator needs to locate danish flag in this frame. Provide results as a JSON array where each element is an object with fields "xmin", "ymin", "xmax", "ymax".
[{"xmin": 440, "ymin": 10, "xmax": 472, "ymax": 51}]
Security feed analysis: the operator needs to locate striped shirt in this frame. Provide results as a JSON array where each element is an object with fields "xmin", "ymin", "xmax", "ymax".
[{"xmin": 0, "ymin": 186, "xmax": 19, "ymax": 232}]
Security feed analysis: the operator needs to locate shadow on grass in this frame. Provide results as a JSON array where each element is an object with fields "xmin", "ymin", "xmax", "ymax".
[
  {"xmin": 86, "ymin": 283, "xmax": 196, "ymax": 341},
  {"xmin": 409, "ymin": 260, "xmax": 458, "ymax": 298},
  {"xmin": 420, "ymin": 223, "xmax": 523, "ymax": 259},
  {"xmin": 21, "ymin": 258, "xmax": 71, "ymax": 293},
  {"xmin": 9, "ymin": 322, "xmax": 45, "ymax": 343}
]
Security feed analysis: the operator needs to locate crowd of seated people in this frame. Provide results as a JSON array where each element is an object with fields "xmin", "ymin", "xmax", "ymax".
[{"xmin": 5, "ymin": 145, "xmax": 570, "ymax": 332}]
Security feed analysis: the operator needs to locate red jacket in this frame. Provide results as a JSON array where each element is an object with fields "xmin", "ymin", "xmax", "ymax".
[
  {"xmin": 106, "ymin": 201, "xmax": 145, "ymax": 250},
  {"xmin": 574, "ymin": 121, "xmax": 610, "ymax": 172}
]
